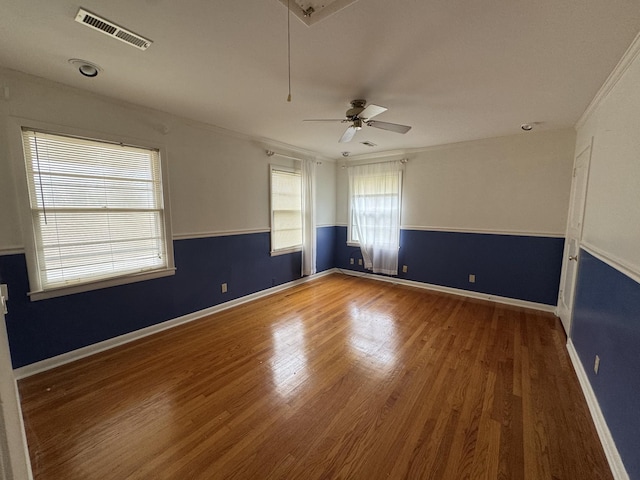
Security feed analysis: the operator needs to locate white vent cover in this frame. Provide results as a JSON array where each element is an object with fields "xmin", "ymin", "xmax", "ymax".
[{"xmin": 75, "ymin": 8, "xmax": 152, "ymax": 50}]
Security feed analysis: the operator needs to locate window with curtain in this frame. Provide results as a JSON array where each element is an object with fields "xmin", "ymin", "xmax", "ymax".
[
  {"xmin": 348, "ymin": 161, "xmax": 403, "ymax": 275},
  {"xmin": 21, "ymin": 129, "xmax": 174, "ymax": 299},
  {"xmin": 270, "ymin": 166, "xmax": 302, "ymax": 254}
]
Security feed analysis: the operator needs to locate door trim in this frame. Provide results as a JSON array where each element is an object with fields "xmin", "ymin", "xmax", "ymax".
[
  {"xmin": 0, "ymin": 293, "xmax": 34, "ymax": 479},
  {"xmin": 557, "ymin": 139, "xmax": 593, "ymax": 335}
]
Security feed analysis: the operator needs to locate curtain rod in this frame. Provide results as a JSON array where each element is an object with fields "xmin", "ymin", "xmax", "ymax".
[
  {"xmin": 341, "ymin": 158, "xmax": 408, "ymax": 169},
  {"xmin": 266, "ymin": 150, "xmax": 322, "ymax": 165}
]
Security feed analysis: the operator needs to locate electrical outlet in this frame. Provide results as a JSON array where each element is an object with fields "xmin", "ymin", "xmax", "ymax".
[
  {"xmin": 358, "ymin": 259, "xmax": 363, "ymax": 265},
  {"xmin": 402, "ymin": 265, "xmax": 408, "ymax": 273},
  {"xmin": 469, "ymin": 274, "xmax": 476, "ymax": 283},
  {"xmin": 221, "ymin": 283, "xmax": 228, "ymax": 293},
  {"xmin": 594, "ymin": 355, "xmax": 600, "ymax": 375},
  {"xmin": 350, "ymin": 258, "xmax": 354, "ymax": 265}
]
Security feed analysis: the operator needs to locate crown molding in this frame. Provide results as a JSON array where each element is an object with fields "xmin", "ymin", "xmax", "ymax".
[{"xmin": 575, "ymin": 31, "xmax": 640, "ymax": 130}]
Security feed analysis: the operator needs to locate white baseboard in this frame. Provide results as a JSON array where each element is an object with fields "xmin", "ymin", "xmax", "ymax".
[
  {"xmin": 14, "ymin": 269, "xmax": 336, "ymax": 380},
  {"xmin": 336, "ymin": 269, "xmax": 556, "ymax": 313},
  {"xmin": 566, "ymin": 339, "xmax": 629, "ymax": 480}
]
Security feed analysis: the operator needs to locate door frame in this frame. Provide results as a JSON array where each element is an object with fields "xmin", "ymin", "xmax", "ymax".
[
  {"xmin": 0, "ymin": 290, "xmax": 33, "ymax": 479},
  {"xmin": 556, "ymin": 138, "xmax": 593, "ymax": 336}
]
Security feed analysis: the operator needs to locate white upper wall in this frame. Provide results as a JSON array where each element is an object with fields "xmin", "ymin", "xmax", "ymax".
[
  {"xmin": 0, "ymin": 67, "xmax": 576, "ymax": 253},
  {"xmin": 576, "ymin": 34, "xmax": 640, "ymax": 276},
  {"xmin": 336, "ymin": 129, "xmax": 576, "ymax": 236},
  {"xmin": 316, "ymin": 160, "xmax": 336, "ymax": 227},
  {"xmin": 0, "ymin": 89, "xmax": 20, "ymax": 250},
  {"xmin": 0, "ymin": 68, "xmax": 336, "ymax": 251}
]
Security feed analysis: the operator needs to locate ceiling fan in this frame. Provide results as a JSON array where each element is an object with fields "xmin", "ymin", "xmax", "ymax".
[{"xmin": 304, "ymin": 99, "xmax": 412, "ymax": 143}]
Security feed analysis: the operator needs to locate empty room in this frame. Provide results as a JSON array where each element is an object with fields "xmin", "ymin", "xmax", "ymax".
[{"xmin": 0, "ymin": 1, "xmax": 639, "ymax": 479}]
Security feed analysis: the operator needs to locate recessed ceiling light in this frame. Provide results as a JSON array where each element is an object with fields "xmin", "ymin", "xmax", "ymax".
[
  {"xmin": 68, "ymin": 59, "xmax": 102, "ymax": 78},
  {"xmin": 341, "ymin": 151, "xmax": 350, "ymax": 157},
  {"xmin": 521, "ymin": 123, "xmax": 533, "ymax": 131},
  {"xmin": 79, "ymin": 64, "xmax": 99, "ymax": 77}
]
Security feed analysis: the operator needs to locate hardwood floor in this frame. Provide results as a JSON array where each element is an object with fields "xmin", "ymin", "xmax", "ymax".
[{"xmin": 18, "ymin": 274, "xmax": 612, "ymax": 479}]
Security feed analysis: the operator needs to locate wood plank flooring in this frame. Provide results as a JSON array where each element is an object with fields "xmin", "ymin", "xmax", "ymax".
[{"xmin": 18, "ymin": 274, "xmax": 612, "ymax": 479}]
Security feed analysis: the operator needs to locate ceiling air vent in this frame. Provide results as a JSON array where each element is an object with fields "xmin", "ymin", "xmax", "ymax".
[
  {"xmin": 75, "ymin": 8, "xmax": 152, "ymax": 50},
  {"xmin": 361, "ymin": 141, "xmax": 377, "ymax": 147}
]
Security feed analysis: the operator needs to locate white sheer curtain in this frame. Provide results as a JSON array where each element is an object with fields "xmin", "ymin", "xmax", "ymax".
[
  {"xmin": 301, "ymin": 158, "xmax": 317, "ymax": 276},
  {"xmin": 348, "ymin": 161, "xmax": 402, "ymax": 275}
]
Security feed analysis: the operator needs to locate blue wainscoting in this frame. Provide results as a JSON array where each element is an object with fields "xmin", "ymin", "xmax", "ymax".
[
  {"xmin": 334, "ymin": 227, "xmax": 564, "ymax": 305},
  {"xmin": 571, "ymin": 250, "xmax": 640, "ymax": 479},
  {"xmin": 0, "ymin": 231, "xmax": 307, "ymax": 368},
  {"xmin": 0, "ymin": 226, "xmax": 562, "ymax": 369},
  {"xmin": 316, "ymin": 225, "xmax": 336, "ymax": 273}
]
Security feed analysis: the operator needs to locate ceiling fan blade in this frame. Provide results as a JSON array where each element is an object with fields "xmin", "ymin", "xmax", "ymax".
[
  {"xmin": 359, "ymin": 104, "xmax": 387, "ymax": 120},
  {"xmin": 366, "ymin": 120, "xmax": 412, "ymax": 134},
  {"xmin": 339, "ymin": 126, "xmax": 357, "ymax": 143}
]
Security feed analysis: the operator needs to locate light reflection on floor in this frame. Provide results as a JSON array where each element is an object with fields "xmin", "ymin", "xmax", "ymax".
[
  {"xmin": 348, "ymin": 305, "xmax": 398, "ymax": 375},
  {"xmin": 269, "ymin": 318, "xmax": 309, "ymax": 397}
]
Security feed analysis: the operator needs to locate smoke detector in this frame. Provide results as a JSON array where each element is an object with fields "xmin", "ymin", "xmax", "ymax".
[
  {"xmin": 75, "ymin": 8, "xmax": 153, "ymax": 50},
  {"xmin": 277, "ymin": 0, "xmax": 360, "ymax": 26}
]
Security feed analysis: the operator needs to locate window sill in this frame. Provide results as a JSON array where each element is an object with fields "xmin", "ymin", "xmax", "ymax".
[
  {"xmin": 270, "ymin": 246, "xmax": 302, "ymax": 257},
  {"xmin": 28, "ymin": 267, "xmax": 176, "ymax": 301}
]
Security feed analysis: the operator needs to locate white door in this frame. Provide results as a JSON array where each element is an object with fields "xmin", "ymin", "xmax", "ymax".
[
  {"xmin": 557, "ymin": 141, "xmax": 592, "ymax": 335},
  {"xmin": 0, "ymin": 288, "xmax": 33, "ymax": 480}
]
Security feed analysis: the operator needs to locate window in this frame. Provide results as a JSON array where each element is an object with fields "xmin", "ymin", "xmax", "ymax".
[
  {"xmin": 270, "ymin": 166, "xmax": 302, "ymax": 254},
  {"xmin": 348, "ymin": 165, "xmax": 402, "ymax": 246},
  {"xmin": 21, "ymin": 129, "xmax": 174, "ymax": 299},
  {"xmin": 348, "ymin": 161, "xmax": 403, "ymax": 275},
  {"xmin": 349, "ymin": 183, "xmax": 401, "ymax": 244}
]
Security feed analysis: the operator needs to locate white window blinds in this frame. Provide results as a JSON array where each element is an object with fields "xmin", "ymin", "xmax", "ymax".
[
  {"xmin": 21, "ymin": 129, "xmax": 171, "ymax": 292},
  {"xmin": 271, "ymin": 167, "xmax": 302, "ymax": 252}
]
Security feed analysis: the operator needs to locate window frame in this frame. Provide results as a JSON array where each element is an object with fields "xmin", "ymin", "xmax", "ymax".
[
  {"xmin": 10, "ymin": 120, "xmax": 175, "ymax": 301},
  {"xmin": 347, "ymin": 168, "xmax": 403, "ymax": 247},
  {"xmin": 269, "ymin": 164, "xmax": 302, "ymax": 256}
]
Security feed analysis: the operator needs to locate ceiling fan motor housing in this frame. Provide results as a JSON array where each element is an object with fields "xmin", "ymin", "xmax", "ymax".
[{"xmin": 346, "ymin": 99, "xmax": 367, "ymax": 119}]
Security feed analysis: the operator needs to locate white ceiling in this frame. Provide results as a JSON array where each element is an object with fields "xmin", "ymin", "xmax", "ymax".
[{"xmin": 1, "ymin": 0, "xmax": 639, "ymax": 158}]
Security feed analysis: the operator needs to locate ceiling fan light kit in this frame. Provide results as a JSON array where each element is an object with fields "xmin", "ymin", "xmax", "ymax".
[{"xmin": 304, "ymin": 99, "xmax": 412, "ymax": 143}]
